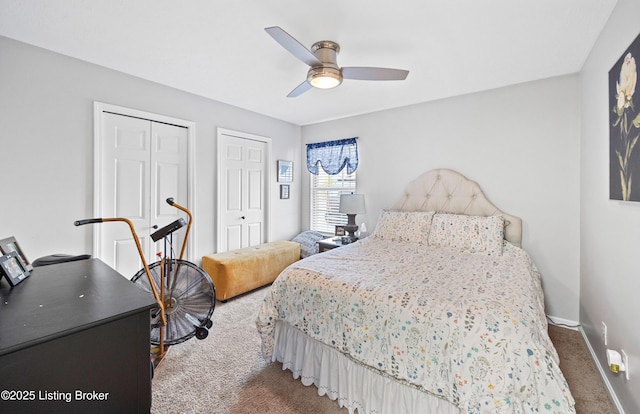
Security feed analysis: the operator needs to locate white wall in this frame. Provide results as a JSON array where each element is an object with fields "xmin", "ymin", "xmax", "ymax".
[
  {"xmin": 580, "ymin": 0, "xmax": 640, "ymax": 411},
  {"xmin": 0, "ymin": 36, "xmax": 302, "ymax": 266},
  {"xmin": 302, "ymin": 74, "xmax": 581, "ymax": 322}
]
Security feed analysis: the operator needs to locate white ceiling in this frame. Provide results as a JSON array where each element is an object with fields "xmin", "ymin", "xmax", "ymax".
[{"xmin": 0, "ymin": 0, "xmax": 617, "ymax": 126}]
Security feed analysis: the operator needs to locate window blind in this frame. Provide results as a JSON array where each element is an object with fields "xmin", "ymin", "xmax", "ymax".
[{"xmin": 310, "ymin": 167, "xmax": 356, "ymax": 234}]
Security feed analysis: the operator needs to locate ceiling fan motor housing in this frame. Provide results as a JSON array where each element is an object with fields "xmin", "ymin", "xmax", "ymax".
[{"xmin": 307, "ymin": 41, "xmax": 342, "ymax": 88}]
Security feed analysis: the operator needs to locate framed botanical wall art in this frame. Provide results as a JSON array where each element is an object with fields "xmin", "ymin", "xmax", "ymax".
[{"xmin": 610, "ymin": 32, "xmax": 640, "ymax": 201}]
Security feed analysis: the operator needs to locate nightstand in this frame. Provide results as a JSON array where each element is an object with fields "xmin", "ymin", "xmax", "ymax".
[{"xmin": 317, "ymin": 237, "xmax": 356, "ymax": 252}]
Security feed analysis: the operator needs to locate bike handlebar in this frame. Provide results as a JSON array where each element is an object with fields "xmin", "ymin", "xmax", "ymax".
[
  {"xmin": 74, "ymin": 218, "xmax": 104, "ymax": 226},
  {"xmin": 166, "ymin": 197, "xmax": 174, "ymax": 206}
]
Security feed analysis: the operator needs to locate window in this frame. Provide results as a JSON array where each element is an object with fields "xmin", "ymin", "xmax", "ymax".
[
  {"xmin": 307, "ymin": 137, "xmax": 359, "ymax": 234},
  {"xmin": 310, "ymin": 167, "xmax": 356, "ymax": 234}
]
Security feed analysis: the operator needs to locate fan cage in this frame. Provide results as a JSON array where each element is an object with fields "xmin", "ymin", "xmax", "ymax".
[{"xmin": 132, "ymin": 259, "xmax": 215, "ymax": 345}]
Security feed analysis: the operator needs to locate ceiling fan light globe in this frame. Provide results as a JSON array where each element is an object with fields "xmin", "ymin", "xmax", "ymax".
[
  {"xmin": 308, "ymin": 67, "xmax": 342, "ymax": 89},
  {"xmin": 310, "ymin": 75, "xmax": 341, "ymax": 89}
]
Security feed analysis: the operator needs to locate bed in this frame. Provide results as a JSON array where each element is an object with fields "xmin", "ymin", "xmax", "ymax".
[{"xmin": 256, "ymin": 168, "xmax": 575, "ymax": 414}]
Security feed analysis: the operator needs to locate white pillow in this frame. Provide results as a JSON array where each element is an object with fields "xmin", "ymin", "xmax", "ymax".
[
  {"xmin": 427, "ymin": 213, "xmax": 504, "ymax": 255},
  {"xmin": 372, "ymin": 210, "xmax": 434, "ymax": 244}
]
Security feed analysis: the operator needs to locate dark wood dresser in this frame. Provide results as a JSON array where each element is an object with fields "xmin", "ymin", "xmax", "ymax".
[{"xmin": 0, "ymin": 259, "xmax": 156, "ymax": 413}]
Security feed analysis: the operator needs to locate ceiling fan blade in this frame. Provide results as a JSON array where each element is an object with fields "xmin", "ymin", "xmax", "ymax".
[
  {"xmin": 287, "ymin": 80, "xmax": 313, "ymax": 98},
  {"xmin": 265, "ymin": 26, "xmax": 321, "ymax": 67},
  {"xmin": 342, "ymin": 67, "xmax": 409, "ymax": 81}
]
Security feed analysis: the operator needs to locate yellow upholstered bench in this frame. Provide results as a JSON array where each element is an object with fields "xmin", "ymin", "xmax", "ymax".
[{"xmin": 202, "ymin": 241, "xmax": 300, "ymax": 301}]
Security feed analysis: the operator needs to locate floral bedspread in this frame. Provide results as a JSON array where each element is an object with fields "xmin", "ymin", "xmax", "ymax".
[{"xmin": 256, "ymin": 238, "xmax": 575, "ymax": 413}]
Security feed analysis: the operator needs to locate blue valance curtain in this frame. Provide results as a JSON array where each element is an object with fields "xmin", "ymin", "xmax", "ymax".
[{"xmin": 306, "ymin": 137, "xmax": 358, "ymax": 175}]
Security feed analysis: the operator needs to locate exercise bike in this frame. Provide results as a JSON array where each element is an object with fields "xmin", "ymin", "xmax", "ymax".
[{"xmin": 74, "ymin": 198, "xmax": 215, "ymax": 360}]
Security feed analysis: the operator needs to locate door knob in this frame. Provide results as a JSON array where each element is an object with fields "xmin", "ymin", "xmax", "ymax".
[
  {"xmin": 152, "ymin": 224, "xmax": 159, "ymax": 229},
  {"xmin": 241, "ymin": 216, "xmax": 246, "ymax": 220}
]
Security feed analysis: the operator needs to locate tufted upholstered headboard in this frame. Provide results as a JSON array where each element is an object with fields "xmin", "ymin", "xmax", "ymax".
[{"xmin": 390, "ymin": 168, "xmax": 522, "ymax": 247}]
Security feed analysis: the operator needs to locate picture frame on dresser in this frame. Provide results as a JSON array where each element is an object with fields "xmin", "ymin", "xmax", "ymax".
[
  {"xmin": 0, "ymin": 251, "xmax": 30, "ymax": 287},
  {"xmin": 0, "ymin": 236, "xmax": 32, "ymax": 271}
]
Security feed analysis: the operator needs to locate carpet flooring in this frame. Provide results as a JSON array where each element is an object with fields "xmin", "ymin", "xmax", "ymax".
[{"xmin": 150, "ymin": 287, "xmax": 617, "ymax": 414}]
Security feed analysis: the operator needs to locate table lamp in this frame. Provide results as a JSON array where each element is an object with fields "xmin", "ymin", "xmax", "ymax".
[{"xmin": 339, "ymin": 193, "xmax": 366, "ymax": 241}]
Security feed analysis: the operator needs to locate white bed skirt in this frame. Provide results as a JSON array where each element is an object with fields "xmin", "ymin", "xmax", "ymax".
[{"xmin": 272, "ymin": 321, "xmax": 461, "ymax": 414}]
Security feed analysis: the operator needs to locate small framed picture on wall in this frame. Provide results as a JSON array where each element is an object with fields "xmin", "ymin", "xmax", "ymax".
[
  {"xmin": 277, "ymin": 160, "xmax": 293, "ymax": 183},
  {"xmin": 280, "ymin": 184, "xmax": 290, "ymax": 199}
]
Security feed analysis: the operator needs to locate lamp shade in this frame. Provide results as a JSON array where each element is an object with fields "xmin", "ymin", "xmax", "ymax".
[{"xmin": 339, "ymin": 194, "xmax": 366, "ymax": 214}]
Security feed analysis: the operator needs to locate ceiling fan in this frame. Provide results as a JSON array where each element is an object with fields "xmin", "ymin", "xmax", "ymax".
[{"xmin": 265, "ymin": 26, "xmax": 409, "ymax": 97}]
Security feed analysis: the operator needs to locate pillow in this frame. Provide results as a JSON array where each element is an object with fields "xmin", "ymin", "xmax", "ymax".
[
  {"xmin": 427, "ymin": 213, "xmax": 504, "ymax": 255},
  {"xmin": 372, "ymin": 210, "xmax": 434, "ymax": 243},
  {"xmin": 291, "ymin": 231, "xmax": 326, "ymax": 258}
]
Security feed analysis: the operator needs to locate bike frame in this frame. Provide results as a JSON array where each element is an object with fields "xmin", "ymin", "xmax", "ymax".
[{"xmin": 74, "ymin": 198, "xmax": 194, "ymax": 356}]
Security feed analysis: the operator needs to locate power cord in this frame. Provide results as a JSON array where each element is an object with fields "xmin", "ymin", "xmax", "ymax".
[{"xmin": 547, "ymin": 315, "xmax": 581, "ymax": 329}]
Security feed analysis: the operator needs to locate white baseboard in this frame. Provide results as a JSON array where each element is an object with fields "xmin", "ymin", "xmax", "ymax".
[{"xmin": 578, "ymin": 326, "xmax": 625, "ymax": 414}]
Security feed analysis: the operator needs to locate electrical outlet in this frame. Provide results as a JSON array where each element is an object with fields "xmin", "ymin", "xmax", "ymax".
[
  {"xmin": 602, "ymin": 322, "xmax": 608, "ymax": 346},
  {"xmin": 622, "ymin": 349, "xmax": 629, "ymax": 380}
]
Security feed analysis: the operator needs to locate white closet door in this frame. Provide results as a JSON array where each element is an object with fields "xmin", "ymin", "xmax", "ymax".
[
  {"xmin": 150, "ymin": 121, "xmax": 189, "ymax": 259},
  {"xmin": 99, "ymin": 112, "xmax": 188, "ymax": 278},
  {"xmin": 218, "ymin": 132, "xmax": 267, "ymax": 252}
]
